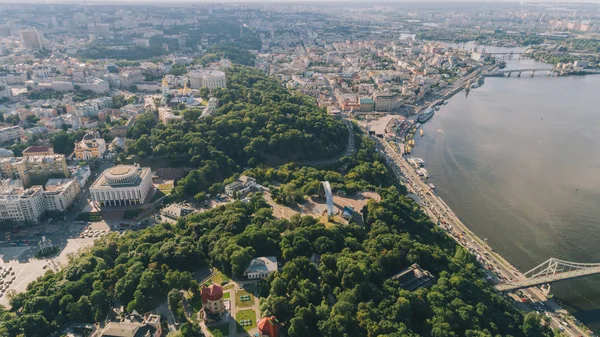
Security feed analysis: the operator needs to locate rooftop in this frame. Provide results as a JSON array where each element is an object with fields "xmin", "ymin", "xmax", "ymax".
[
  {"xmin": 246, "ymin": 256, "xmax": 278, "ymax": 274},
  {"xmin": 391, "ymin": 264, "xmax": 434, "ymax": 291},
  {"xmin": 44, "ymin": 178, "xmax": 76, "ymax": 193},
  {"xmin": 201, "ymin": 284, "xmax": 224, "ymax": 303},
  {"xmin": 91, "ymin": 165, "xmax": 151, "ymax": 189},
  {"xmin": 23, "ymin": 145, "xmax": 52, "ymax": 154}
]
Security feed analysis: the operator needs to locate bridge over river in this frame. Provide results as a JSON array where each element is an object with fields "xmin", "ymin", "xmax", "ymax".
[{"xmin": 495, "ymin": 258, "xmax": 600, "ymax": 292}]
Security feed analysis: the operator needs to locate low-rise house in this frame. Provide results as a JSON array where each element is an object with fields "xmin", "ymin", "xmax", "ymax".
[
  {"xmin": 224, "ymin": 175, "xmax": 258, "ymax": 197},
  {"xmin": 244, "ymin": 256, "xmax": 278, "ymax": 279},
  {"xmin": 391, "ymin": 263, "xmax": 434, "ymax": 291},
  {"xmin": 257, "ymin": 316, "xmax": 280, "ymax": 337},
  {"xmin": 161, "ymin": 203, "xmax": 194, "ymax": 220},
  {"xmin": 93, "ymin": 313, "xmax": 161, "ymax": 337}
]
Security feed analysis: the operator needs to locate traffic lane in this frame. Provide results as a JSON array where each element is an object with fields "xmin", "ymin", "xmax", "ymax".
[{"xmin": 391, "ymin": 152, "xmax": 583, "ymax": 336}]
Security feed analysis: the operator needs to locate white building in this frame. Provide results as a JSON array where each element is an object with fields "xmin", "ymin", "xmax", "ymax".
[
  {"xmin": 0, "ymin": 72, "xmax": 26, "ymax": 85},
  {"xmin": 0, "ymin": 180, "xmax": 46, "ymax": 224},
  {"xmin": 50, "ymin": 81, "xmax": 75, "ymax": 92},
  {"xmin": 76, "ymin": 77, "xmax": 110, "ymax": 93},
  {"xmin": 188, "ymin": 70, "xmax": 226, "ymax": 90},
  {"xmin": 32, "ymin": 66, "xmax": 55, "ymax": 78},
  {"xmin": 90, "ymin": 165, "xmax": 153, "ymax": 206},
  {"xmin": 224, "ymin": 175, "xmax": 257, "ymax": 197},
  {"xmin": 244, "ymin": 256, "xmax": 278, "ymax": 279},
  {"xmin": 158, "ymin": 107, "xmax": 182, "ymax": 124},
  {"xmin": 44, "ymin": 178, "xmax": 80, "ymax": 212},
  {"xmin": 70, "ymin": 165, "xmax": 91, "ymax": 189},
  {"xmin": 0, "ymin": 126, "xmax": 24, "ymax": 144}
]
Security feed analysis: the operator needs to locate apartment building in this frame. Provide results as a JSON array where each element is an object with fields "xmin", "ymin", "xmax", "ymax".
[{"xmin": 0, "ymin": 126, "xmax": 24, "ymax": 144}]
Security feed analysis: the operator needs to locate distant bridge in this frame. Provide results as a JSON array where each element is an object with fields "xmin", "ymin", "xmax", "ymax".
[
  {"xmin": 495, "ymin": 258, "xmax": 600, "ymax": 292},
  {"xmin": 484, "ymin": 68, "xmax": 557, "ymax": 77}
]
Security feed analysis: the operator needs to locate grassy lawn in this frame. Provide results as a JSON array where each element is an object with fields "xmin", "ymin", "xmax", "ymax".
[
  {"xmin": 211, "ymin": 270, "xmax": 230, "ymax": 285},
  {"xmin": 223, "ymin": 291, "xmax": 231, "ymax": 299},
  {"xmin": 235, "ymin": 290, "xmax": 254, "ymax": 308},
  {"xmin": 236, "ymin": 309, "xmax": 256, "ymax": 332},
  {"xmin": 208, "ymin": 324, "xmax": 229, "ymax": 337},
  {"xmin": 76, "ymin": 212, "xmax": 102, "ymax": 221},
  {"xmin": 158, "ymin": 183, "xmax": 173, "ymax": 194},
  {"xmin": 122, "ymin": 209, "xmax": 143, "ymax": 220},
  {"xmin": 223, "ymin": 284, "xmax": 235, "ymax": 291}
]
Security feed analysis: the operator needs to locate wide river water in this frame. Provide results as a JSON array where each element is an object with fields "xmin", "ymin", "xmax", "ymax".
[{"xmin": 411, "ymin": 54, "xmax": 600, "ymax": 331}]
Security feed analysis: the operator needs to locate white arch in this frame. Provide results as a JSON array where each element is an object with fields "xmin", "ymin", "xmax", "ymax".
[{"xmin": 319, "ymin": 181, "xmax": 334, "ymax": 217}]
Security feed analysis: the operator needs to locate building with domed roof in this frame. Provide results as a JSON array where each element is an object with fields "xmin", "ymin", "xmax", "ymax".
[
  {"xmin": 201, "ymin": 283, "xmax": 225, "ymax": 322},
  {"xmin": 90, "ymin": 165, "xmax": 152, "ymax": 206},
  {"xmin": 74, "ymin": 132, "xmax": 106, "ymax": 160}
]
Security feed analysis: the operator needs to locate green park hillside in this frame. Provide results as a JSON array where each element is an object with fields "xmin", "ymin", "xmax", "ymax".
[
  {"xmin": 122, "ymin": 66, "xmax": 349, "ymax": 200},
  {"xmin": 0, "ymin": 69, "xmax": 555, "ymax": 337}
]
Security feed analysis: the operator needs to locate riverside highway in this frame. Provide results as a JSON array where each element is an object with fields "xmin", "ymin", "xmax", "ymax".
[
  {"xmin": 371, "ymin": 133, "xmax": 591, "ymax": 337},
  {"xmin": 344, "ymin": 70, "xmax": 593, "ymax": 336}
]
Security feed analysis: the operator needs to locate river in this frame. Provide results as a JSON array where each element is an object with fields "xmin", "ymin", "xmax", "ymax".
[{"xmin": 411, "ymin": 55, "xmax": 600, "ymax": 332}]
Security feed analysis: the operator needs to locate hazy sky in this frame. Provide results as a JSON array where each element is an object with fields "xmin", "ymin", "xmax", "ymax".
[{"xmin": 0, "ymin": 0, "xmax": 599, "ymax": 3}]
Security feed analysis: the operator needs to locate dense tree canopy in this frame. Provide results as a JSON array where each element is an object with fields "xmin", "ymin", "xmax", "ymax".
[
  {"xmin": 124, "ymin": 67, "xmax": 349, "ymax": 199},
  {"xmin": 0, "ymin": 128, "xmax": 555, "ymax": 337}
]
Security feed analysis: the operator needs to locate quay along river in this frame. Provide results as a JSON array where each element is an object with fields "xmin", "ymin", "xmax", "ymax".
[{"xmin": 411, "ymin": 52, "xmax": 600, "ymax": 332}]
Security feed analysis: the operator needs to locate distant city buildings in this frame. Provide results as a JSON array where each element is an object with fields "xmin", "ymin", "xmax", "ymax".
[
  {"xmin": 87, "ymin": 23, "xmax": 111, "ymax": 38},
  {"xmin": 19, "ymin": 29, "xmax": 43, "ymax": 50}
]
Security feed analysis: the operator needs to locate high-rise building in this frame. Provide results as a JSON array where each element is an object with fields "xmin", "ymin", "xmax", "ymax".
[
  {"xmin": 0, "ymin": 178, "xmax": 80, "ymax": 224},
  {"xmin": 19, "ymin": 29, "xmax": 43, "ymax": 51},
  {"xmin": 88, "ymin": 23, "xmax": 110, "ymax": 38},
  {"xmin": 0, "ymin": 154, "xmax": 69, "ymax": 187},
  {"xmin": 44, "ymin": 178, "xmax": 81, "ymax": 212},
  {"xmin": 0, "ymin": 181, "xmax": 45, "ymax": 224}
]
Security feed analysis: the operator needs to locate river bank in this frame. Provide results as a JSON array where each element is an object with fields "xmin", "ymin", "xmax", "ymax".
[{"xmin": 409, "ymin": 72, "xmax": 600, "ymax": 334}]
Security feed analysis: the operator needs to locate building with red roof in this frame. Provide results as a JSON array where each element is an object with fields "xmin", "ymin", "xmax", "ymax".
[
  {"xmin": 201, "ymin": 284, "xmax": 224, "ymax": 317},
  {"xmin": 257, "ymin": 316, "xmax": 279, "ymax": 337},
  {"xmin": 22, "ymin": 145, "xmax": 54, "ymax": 157}
]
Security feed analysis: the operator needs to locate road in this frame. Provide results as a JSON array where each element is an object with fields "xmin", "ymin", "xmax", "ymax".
[{"xmin": 344, "ymin": 68, "xmax": 592, "ymax": 336}]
